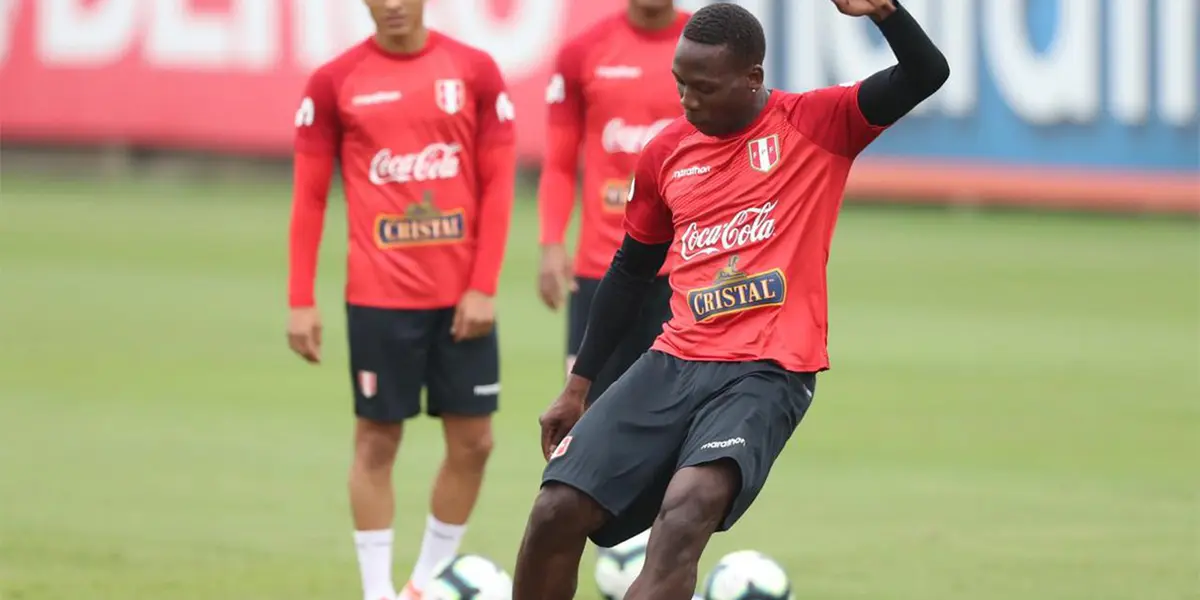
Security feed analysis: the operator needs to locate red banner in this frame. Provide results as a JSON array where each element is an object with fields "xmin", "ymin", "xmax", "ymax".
[
  {"xmin": 0, "ymin": 0, "xmax": 623, "ymax": 158},
  {"xmin": 3, "ymin": 1, "xmax": 1195, "ymax": 213}
]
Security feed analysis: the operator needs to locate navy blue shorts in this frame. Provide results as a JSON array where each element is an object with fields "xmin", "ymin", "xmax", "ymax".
[
  {"xmin": 346, "ymin": 304, "xmax": 499, "ymax": 423},
  {"xmin": 542, "ymin": 351, "xmax": 815, "ymax": 547}
]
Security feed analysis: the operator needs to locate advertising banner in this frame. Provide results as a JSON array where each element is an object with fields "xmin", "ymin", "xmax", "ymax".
[{"xmin": 1, "ymin": 0, "xmax": 1196, "ymax": 212}]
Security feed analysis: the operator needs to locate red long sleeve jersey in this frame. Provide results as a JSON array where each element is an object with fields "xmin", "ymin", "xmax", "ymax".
[
  {"xmin": 537, "ymin": 12, "xmax": 688, "ymax": 280},
  {"xmin": 289, "ymin": 33, "xmax": 517, "ymax": 310}
]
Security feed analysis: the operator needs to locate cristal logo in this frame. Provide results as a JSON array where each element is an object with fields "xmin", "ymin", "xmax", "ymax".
[
  {"xmin": 368, "ymin": 143, "xmax": 461, "ymax": 185},
  {"xmin": 679, "ymin": 201, "xmax": 777, "ymax": 262},
  {"xmin": 601, "ymin": 118, "xmax": 673, "ymax": 154}
]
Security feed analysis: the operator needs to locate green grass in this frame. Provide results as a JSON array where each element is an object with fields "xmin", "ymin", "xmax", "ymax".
[{"xmin": 1, "ymin": 175, "xmax": 1197, "ymax": 599}]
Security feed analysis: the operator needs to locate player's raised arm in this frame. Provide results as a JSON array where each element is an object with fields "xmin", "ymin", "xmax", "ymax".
[
  {"xmin": 287, "ymin": 67, "xmax": 341, "ymax": 364},
  {"xmin": 535, "ymin": 44, "xmax": 586, "ymax": 310},
  {"xmin": 834, "ymin": 0, "xmax": 950, "ymax": 126}
]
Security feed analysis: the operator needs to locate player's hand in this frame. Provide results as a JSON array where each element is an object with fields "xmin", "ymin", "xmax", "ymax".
[
  {"xmin": 451, "ymin": 289, "xmax": 495, "ymax": 342},
  {"xmin": 830, "ymin": 0, "xmax": 895, "ymax": 18},
  {"xmin": 287, "ymin": 306, "xmax": 323, "ymax": 364},
  {"xmin": 537, "ymin": 243, "xmax": 577, "ymax": 311},
  {"xmin": 539, "ymin": 381, "xmax": 588, "ymax": 461}
]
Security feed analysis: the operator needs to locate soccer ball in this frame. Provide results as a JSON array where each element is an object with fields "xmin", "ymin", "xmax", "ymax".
[
  {"xmin": 594, "ymin": 529, "xmax": 651, "ymax": 599},
  {"xmin": 700, "ymin": 550, "xmax": 793, "ymax": 600},
  {"xmin": 424, "ymin": 554, "xmax": 512, "ymax": 600}
]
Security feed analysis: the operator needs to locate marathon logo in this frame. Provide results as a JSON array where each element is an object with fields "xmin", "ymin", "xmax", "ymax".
[
  {"xmin": 686, "ymin": 256, "xmax": 785, "ymax": 322},
  {"xmin": 375, "ymin": 194, "xmax": 466, "ymax": 248}
]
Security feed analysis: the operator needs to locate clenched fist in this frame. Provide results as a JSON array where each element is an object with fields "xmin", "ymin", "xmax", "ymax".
[{"xmin": 831, "ymin": 0, "xmax": 896, "ymax": 19}]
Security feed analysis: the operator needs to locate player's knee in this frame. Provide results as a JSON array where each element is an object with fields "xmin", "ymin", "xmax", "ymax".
[
  {"xmin": 352, "ymin": 418, "xmax": 402, "ymax": 471},
  {"xmin": 442, "ymin": 415, "xmax": 494, "ymax": 469},
  {"xmin": 529, "ymin": 483, "xmax": 605, "ymax": 538},
  {"xmin": 447, "ymin": 427, "xmax": 493, "ymax": 469},
  {"xmin": 655, "ymin": 462, "xmax": 740, "ymax": 546}
]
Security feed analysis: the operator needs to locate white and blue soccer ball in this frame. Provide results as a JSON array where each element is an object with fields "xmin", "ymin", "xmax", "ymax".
[
  {"xmin": 700, "ymin": 550, "xmax": 793, "ymax": 600},
  {"xmin": 594, "ymin": 529, "xmax": 651, "ymax": 600},
  {"xmin": 424, "ymin": 554, "xmax": 512, "ymax": 600}
]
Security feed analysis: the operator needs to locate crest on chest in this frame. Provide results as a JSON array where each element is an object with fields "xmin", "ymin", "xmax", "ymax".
[{"xmin": 434, "ymin": 79, "xmax": 466, "ymax": 115}]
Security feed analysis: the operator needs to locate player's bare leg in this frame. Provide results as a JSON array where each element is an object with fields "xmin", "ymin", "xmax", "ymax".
[
  {"xmin": 512, "ymin": 483, "xmax": 611, "ymax": 600},
  {"xmin": 401, "ymin": 415, "xmax": 494, "ymax": 597},
  {"xmin": 624, "ymin": 461, "xmax": 740, "ymax": 600},
  {"xmin": 350, "ymin": 418, "xmax": 405, "ymax": 600}
]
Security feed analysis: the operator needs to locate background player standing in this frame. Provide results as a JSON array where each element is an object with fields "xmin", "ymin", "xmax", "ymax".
[
  {"xmin": 536, "ymin": 0, "xmax": 688, "ymax": 402},
  {"xmin": 513, "ymin": 1, "xmax": 949, "ymax": 599},
  {"xmin": 286, "ymin": 1, "xmax": 516, "ymax": 599}
]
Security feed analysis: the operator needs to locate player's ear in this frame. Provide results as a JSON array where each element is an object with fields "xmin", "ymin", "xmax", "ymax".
[{"xmin": 746, "ymin": 64, "xmax": 764, "ymax": 90}]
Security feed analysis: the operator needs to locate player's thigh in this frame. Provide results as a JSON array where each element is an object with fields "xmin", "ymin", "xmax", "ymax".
[
  {"xmin": 678, "ymin": 365, "xmax": 816, "ymax": 531},
  {"xmin": 346, "ymin": 304, "xmax": 434, "ymax": 423},
  {"xmin": 426, "ymin": 309, "xmax": 500, "ymax": 418},
  {"xmin": 566, "ymin": 277, "xmax": 600, "ymax": 362},
  {"xmin": 542, "ymin": 351, "xmax": 692, "ymax": 543}
]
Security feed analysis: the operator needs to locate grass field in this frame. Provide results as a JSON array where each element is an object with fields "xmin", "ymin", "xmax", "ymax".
[{"xmin": 1, "ymin": 174, "xmax": 1197, "ymax": 600}]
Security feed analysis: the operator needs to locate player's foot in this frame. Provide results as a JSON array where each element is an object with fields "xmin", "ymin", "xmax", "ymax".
[{"xmin": 397, "ymin": 581, "xmax": 422, "ymax": 600}]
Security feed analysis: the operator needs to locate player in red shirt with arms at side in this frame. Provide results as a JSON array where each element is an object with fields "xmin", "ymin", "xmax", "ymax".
[
  {"xmin": 286, "ymin": 1, "xmax": 516, "ymax": 599},
  {"xmin": 536, "ymin": 0, "xmax": 687, "ymax": 402},
  {"xmin": 513, "ymin": 1, "xmax": 949, "ymax": 599}
]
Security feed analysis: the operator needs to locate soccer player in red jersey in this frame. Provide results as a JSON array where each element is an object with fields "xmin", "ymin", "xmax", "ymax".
[
  {"xmin": 285, "ymin": 1, "xmax": 516, "ymax": 599},
  {"xmin": 536, "ymin": 0, "xmax": 687, "ymax": 402},
  {"xmin": 513, "ymin": 1, "xmax": 949, "ymax": 598}
]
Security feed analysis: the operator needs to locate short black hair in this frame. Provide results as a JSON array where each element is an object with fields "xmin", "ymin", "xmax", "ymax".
[{"xmin": 681, "ymin": 2, "xmax": 766, "ymax": 68}]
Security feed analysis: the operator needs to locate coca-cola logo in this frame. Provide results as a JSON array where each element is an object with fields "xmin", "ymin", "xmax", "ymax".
[
  {"xmin": 601, "ymin": 118, "xmax": 673, "ymax": 154},
  {"xmin": 679, "ymin": 201, "xmax": 778, "ymax": 262},
  {"xmin": 368, "ymin": 143, "xmax": 461, "ymax": 185}
]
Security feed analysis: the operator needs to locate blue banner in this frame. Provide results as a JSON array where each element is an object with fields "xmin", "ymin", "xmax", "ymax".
[{"xmin": 714, "ymin": 0, "xmax": 1200, "ymax": 173}]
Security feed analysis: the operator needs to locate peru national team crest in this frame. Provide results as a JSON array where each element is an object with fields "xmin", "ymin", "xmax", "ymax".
[
  {"xmin": 435, "ymin": 79, "xmax": 466, "ymax": 115},
  {"xmin": 747, "ymin": 134, "xmax": 781, "ymax": 173},
  {"xmin": 358, "ymin": 370, "xmax": 377, "ymax": 399}
]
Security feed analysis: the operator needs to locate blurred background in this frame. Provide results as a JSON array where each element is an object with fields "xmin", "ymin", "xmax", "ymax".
[{"xmin": 1, "ymin": 1, "xmax": 1197, "ymax": 599}]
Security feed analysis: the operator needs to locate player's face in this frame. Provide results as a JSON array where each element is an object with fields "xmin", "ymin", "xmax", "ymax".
[
  {"xmin": 365, "ymin": 0, "xmax": 425, "ymax": 37},
  {"xmin": 672, "ymin": 38, "xmax": 763, "ymax": 137}
]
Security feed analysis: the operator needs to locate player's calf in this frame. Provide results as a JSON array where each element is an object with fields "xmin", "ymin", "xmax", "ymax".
[
  {"xmin": 625, "ymin": 461, "xmax": 741, "ymax": 600},
  {"xmin": 350, "ymin": 419, "xmax": 404, "ymax": 530},
  {"xmin": 403, "ymin": 416, "xmax": 495, "ymax": 596},
  {"xmin": 512, "ymin": 482, "xmax": 611, "ymax": 600},
  {"xmin": 350, "ymin": 418, "xmax": 405, "ymax": 600},
  {"xmin": 433, "ymin": 415, "xmax": 495, "ymax": 522}
]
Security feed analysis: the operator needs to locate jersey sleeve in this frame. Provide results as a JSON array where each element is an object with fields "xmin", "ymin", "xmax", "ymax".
[
  {"xmin": 545, "ymin": 41, "xmax": 586, "ymax": 127},
  {"xmin": 471, "ymin": 51, "xmax": 516, "ymax": 146},
  {"xmin": 537, "ymin": 41, "xmax": 587, "ymax": 245},
  {"xmin": 288, "ymin": 65, "xmax": 342, "ymax": 308},
  {"xmin": 623, "ymin": 138, "xmax": 674, "ymax": 245},
  {"xmin": 784, "ymin": 83, "xmax": 887, "ymax": 158},
  {"xmin": 293, "ymin": 66, "xmax": 342, "ymax": 157}
]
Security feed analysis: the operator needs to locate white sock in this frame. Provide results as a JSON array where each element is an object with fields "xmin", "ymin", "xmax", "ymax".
[
  {"xmin": 354, "ymin": 529, "xmax": 396, "ymax": 600},
  {"xmin": 408, "ymin": 514, "xmax": 467, "ymax": 591}
]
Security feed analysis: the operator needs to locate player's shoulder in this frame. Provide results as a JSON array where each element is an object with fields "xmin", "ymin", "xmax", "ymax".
[
  {"xmin": 308, "ymin": 38, "xmax": 375, "ymax": 82},
  {"xmin": 557, "ymin": 14, "xmax": 624, "ymax": 63},
  {"xmin": 771, "ymin": 83, "xmax": 859, "ymax": 125},
  {"xmin": 433, "ymin": 30, "xmax": 501, "ymax": 71},
  {"xmin": 640, "ymin": 117, "xmax": 696, "ymax": 164},
  {"xmin": 776, "ymin": 82, "xmax": 858, "ymax": 108}
]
